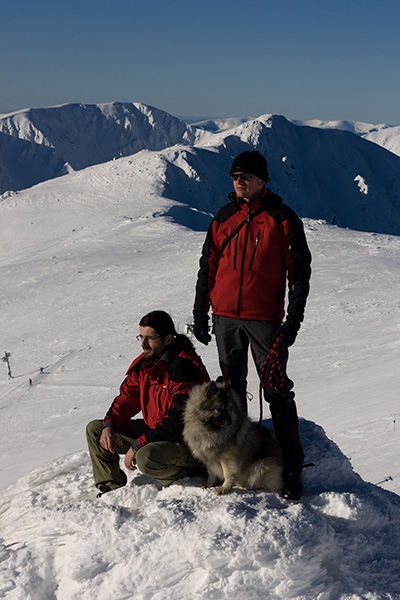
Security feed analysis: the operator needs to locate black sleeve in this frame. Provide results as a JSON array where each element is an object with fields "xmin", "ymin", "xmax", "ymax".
[
  {"xmin": 193, "ymin": 219, "xmax": 215, "ymax": 316},
  {"xmin": 287, "ymin": 212, "xmax": 312, "ymax": 321}
]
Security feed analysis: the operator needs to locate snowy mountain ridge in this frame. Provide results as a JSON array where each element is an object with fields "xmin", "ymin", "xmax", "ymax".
[
  {"xmin": 292, "ymin": 118, "xmax": 400, "ymax": 158},
  {"xmin": 195, "ymin": 114, "xmax": 400, "ymax": 156},
  {"xmin": 0, "ymin": 102, "xmax": 206, "ymax": 192},
  {"xmin": 2, "ymin": 101, "xmax": 400, "ymax": 236},
  {"xmin": 291, "ymin": 118, "xmax": 390, "ymax": 135}
]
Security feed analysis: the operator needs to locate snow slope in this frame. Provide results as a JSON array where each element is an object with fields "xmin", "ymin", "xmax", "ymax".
[
  {"xmin": 190, "ymin": 116, "xmax": 254, "ymax": 131},
  {"xmin": 291, "ymin": 119, "xmax": 400, "ymax": 158},
  {"xmin": 290, "ymin": 119, "xmax": 388, "ymax": 136},
  {"xmin": 2, "ymin": 102, "xmax": 400, "ymax": 237},
  {"xmin": 1, "ymin": 429, "xmax": 400, "ymax": 600},
  {"xmin": 363, "ymin": 125, "xmax": 400, "ymax": 158},
  {"xmin": 196, "ymin": 115, "xmax": 400, "ymax": 158},
  {"xmin": 1, "ymin": 146, "xmax": 400, "ymax": 598},
  {"xmin": 0, "ymin": 102, "xmax": 205, "ymax": 191}
]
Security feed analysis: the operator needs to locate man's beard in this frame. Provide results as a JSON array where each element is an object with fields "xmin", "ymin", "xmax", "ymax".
[{"xmin": 142, "ymin": 347, "xmax": 162, "ymax": 362}]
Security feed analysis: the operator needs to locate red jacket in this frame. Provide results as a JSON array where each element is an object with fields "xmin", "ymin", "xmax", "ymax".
[
  {"xmin": 102, "ymin": 341, "xmax": 209, "ymax": 449},
  {"xmin": 194, "ymin": 189, "xmax": 312, "ymax": 322}
]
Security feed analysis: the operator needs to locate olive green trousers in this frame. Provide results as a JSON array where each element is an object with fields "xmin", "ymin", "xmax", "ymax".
[{"xmin": 86, "ymin": 419, "xmax": 200, "ymax": 491}]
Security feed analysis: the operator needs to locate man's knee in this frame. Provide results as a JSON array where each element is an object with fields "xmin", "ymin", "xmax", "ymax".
[
  {"xmin": 86, "ymin": 419, "xmax": 103, "ymax": 443},
  {"xmin": 135, "ymin": 443, "xmax": 172, "ymax": 485},
  {"xmin": 135, "ymin": 443, "xmax": 162, "ymax": 474},
  {"xmin": 135, "ymin": 442, "xmax": 198, "ymax": 487},
  {"xmin": 135, "ymin": 442, "xmax": 197, "ymax": 473}
]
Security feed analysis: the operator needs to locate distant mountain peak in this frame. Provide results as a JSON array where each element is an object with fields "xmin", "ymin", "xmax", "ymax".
[{"xmin": 1, "ymin": 101, "xmax": 400, "ymax": 235}]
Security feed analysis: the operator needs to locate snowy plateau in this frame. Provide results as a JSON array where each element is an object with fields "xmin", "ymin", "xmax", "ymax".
[{"xmin": 1, "ymin": 102, "xmax": 400, "ymax": 600}]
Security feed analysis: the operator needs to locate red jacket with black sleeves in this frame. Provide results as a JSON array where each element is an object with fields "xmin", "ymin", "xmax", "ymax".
[
  {"xmin": 194, "ymin": 189, "xmax": 312, "ymax": 322},
  {"xmin": 102, "ymin": 340, "xmax": 209, "ymax": 449}
]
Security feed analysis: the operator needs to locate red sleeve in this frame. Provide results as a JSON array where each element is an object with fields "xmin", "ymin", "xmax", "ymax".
[{"xmin": 102, "ymin": 360, "xmax": 142, "ymax": 429}]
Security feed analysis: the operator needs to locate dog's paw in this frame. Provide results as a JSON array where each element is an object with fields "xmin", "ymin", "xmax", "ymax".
[
  {"xmin": 215, "ymin": 486, "xmax": 230, "ymax": 495},
  {"xmin": 200, "ymin": 481, "xmax": 214, "ymax": 489}
]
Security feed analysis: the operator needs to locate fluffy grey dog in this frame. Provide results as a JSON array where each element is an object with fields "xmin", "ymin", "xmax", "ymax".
[{"xmin": 183, "ymin": 380, "xmax": 283, "ymax": 495}]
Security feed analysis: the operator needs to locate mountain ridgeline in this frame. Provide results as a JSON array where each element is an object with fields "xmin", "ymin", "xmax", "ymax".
[{"xmin": 1, "ymin": 101, "xmax": 400, "ymax": 235}]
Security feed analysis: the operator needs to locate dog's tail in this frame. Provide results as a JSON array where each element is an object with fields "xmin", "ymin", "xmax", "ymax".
[{"xmin": 242, "ymin": 457, "xmax": 283, "ymax": 493}]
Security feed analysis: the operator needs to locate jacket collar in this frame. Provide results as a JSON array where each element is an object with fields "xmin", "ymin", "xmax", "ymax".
[
  {"xmin": 229, "ymin": 188, "xmax": 283, "ymax": 212},
  {"xmin": 229, "ymin": 187, "xmax": 269, "ymax": 210},
  {"xmin": 128, "ymin": 339, "xmax": 194, "ymax": 375},
  {"xmin": 141, "ymin": 338, "xmax": 181, "ymax": 369}
]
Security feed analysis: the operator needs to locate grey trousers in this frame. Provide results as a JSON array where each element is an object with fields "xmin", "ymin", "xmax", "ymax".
[
  {"xmin": 86, "ymin": 419, "xmax": 200, "ymax": 490},
  {"xmin": 213, "ymin": 315, "xmax": 304, "ymax": 474},
  {"xmin": 213, "ymin": 315, "xmax": 293, "ymax": 404}
]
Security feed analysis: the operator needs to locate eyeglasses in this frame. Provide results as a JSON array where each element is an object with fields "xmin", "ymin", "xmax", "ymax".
[
  {"xmin": 230, "ymin": 172, "xmax": 255, "ymax": 181},
  {"xmin": 136, "ymin": 335, "xmax": 161, "ymax": 343}
]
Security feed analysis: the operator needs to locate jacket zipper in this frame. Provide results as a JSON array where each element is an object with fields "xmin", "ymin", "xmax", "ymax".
[
  {"xmin": 237, "ymin": 205, "xmax": 251, "ymax": 317},
  {"xmin": 248, "ymin": 230, "xmax": 261, "ymax": 270},
  {"xmin": 233, "ymin": 233, "xmax": 239, "ymax": 269}
]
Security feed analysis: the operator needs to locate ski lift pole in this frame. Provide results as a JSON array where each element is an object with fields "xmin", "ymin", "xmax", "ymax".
[
  {"xmin": 375, "ymin": 475, "xmax": 393, "ymax": 486},
  {"xmin": 2, "ymin": 351, "xmax": 13, "ymax": 378}
]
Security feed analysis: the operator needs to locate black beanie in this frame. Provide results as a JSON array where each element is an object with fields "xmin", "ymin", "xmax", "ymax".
[{"xmin": 230, "ymin": 151, "xmax": 269, "ymax": 181}]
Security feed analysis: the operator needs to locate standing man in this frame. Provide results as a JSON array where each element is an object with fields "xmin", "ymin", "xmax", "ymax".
[
  {"xmin": 193, "ymin": 151, "xmax": 312, "ymax": 500},
  {"xmin": 87, "ymin": 310, "xmax": 209, "ymax": 496}
]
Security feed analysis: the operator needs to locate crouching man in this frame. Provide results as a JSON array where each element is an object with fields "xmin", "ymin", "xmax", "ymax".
[{"xmin": 86, "ymin": 310, "xmax": 209, "ymax": 496}]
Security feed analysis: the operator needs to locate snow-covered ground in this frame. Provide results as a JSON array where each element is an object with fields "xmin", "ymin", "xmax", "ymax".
[{"xmin": 1, "ymin": 134, "xmax": 400, "ymax": 598}]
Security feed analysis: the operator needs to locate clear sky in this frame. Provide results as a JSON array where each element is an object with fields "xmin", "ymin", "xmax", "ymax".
[{"xmin": 1, "ymin": 0, "xmax": 400, "ymax": 124}]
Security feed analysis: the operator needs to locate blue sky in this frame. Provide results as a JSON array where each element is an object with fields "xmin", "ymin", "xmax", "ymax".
[{"xmin": 1, "ymin": 0, "xmax": 400, "ymax": 124}]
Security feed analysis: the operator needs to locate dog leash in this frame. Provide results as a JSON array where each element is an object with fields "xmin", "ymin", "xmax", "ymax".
[
  {"xmin": 258, "ymin": 333, "xmax": 285, "ymax": 423},
  {"xmin": 258, "ymin": 343, "xmax": 317, "ymax": 474}
]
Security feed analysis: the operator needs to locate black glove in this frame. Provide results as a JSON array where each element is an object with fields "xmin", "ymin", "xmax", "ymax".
[
  {"xmin": 193, "ymin": 312, "xmax": 212, "ymax": 345},
  {"xmin": 274, "ymin": 316, "xmax": 301, "ymax": 348}
]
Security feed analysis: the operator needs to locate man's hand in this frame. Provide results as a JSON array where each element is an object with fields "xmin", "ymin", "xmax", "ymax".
[
  {"xmin": 124, "ymin": 447, "xmax": 137, "ymax": 471},
  {"xmin": 274, "ymin": 316, "xmax": 301, "ymax": 348},
  {"xmin": 193, "ymin": 312, "xmax": 212, "ymax": 345},
  {"xmin": 99, "ymin": 427, "xmax": 117, "ymax": 453}
]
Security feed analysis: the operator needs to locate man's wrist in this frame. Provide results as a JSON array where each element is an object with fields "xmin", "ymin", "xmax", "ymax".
[
  {"xmin": 286, "ymin": 315, "xmax": 301, "ymax": 329},
  {"xmin": 131, "ymin": 439, "xmax": 141, "ymax": 452}
]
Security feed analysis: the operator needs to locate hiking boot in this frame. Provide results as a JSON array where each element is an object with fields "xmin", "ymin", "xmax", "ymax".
[
  {"xmin": 96, "ymin": 485, "xmax": 112, "ymax": 498},
  {"xmin": 95, "ymin": 472, "xmax": 128, "ymax": 497},
  {"xmin": 282, "ymin": 471, "xmax": 303, "ymax": 501}
]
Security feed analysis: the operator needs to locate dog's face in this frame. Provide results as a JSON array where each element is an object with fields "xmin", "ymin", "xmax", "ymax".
[{"xmin": 199, "ymin": 381, "xmax": 235, "ymax": 431}]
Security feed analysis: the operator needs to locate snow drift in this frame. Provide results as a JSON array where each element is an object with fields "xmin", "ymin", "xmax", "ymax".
[{"xmin": 1, "ymin": 420, "xmax": 400, "ymax": 600}]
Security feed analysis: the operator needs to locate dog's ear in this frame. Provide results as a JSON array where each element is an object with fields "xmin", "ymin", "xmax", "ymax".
[
  {"xmin": 206, "ymin": 381, "xmax": 219, "ymax": 399},
  {"xmin": 216, "ymin": 376, "xmax": 231, "ymax": 392}
]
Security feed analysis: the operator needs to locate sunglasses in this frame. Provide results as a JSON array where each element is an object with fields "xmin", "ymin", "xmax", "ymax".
[{"xmin": 230, "ymin": 172, "xmax": 255, "ymax": 181}]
